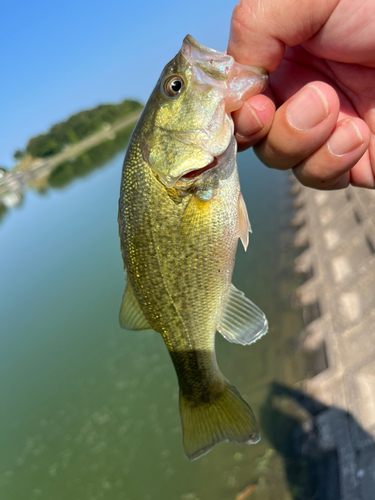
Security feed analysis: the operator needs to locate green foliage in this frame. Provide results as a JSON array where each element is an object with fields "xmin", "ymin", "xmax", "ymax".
[
  {"xmin": 48, "ymin": 123, "xmax": 134, "ymax": 190},
  {"xmin": 0, "ymin": 202, "xmax": 8, "ymax": 225},
  {"xmin": 14, "ymin": 150, "xmax": 25, "ymax": 161},
  {"xmin": 25, "ymin": 99, "xmax": 142, "ymax": 158}
]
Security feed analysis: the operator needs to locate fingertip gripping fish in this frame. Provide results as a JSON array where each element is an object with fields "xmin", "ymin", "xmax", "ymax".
[{"xmin": 118, "ymin": 35, "xmax": 268, "ymax": 460}]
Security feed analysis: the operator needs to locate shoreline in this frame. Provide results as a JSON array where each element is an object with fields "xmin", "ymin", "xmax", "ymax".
[{"xmin": 0, "ymin": 110, "xmax": 142, "ymax": 198}]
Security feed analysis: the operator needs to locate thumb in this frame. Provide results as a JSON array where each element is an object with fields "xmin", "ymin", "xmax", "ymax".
[{"xmin": 227, "ymin": 0, "xmax": 338, "ymax": 72}]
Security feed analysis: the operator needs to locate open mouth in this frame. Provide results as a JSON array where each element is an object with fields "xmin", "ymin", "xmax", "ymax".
[
  {"xmin": 181, "ymin": 157, "xmax": 219, "ymax": 180},
  {"xmin": 174, "ymin": 137, "xmax": 235, "ymax": 186}
]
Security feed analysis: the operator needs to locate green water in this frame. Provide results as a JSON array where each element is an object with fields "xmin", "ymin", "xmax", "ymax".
[{"xmin": 0, "ymin": 144, "xmax": 308, "ymax": 500}]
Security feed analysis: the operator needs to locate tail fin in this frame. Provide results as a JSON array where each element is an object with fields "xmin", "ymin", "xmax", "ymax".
[{"xmin": 179, "ymin": 380, "xmax": 260, "ymax": 461}]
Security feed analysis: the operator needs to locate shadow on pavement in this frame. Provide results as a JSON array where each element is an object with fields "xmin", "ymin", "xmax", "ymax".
[{"xmin": 260, "ymin": 382, "xmax": 375, "ymax": 500}]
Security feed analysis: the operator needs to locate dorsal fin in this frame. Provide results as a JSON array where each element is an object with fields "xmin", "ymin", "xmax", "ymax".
[
  {"xmin": 217, "ymin": 284, "xmax": 268, "ymax": 345},
  {"xmin": 119, "ymin": 281, "xmax": 151, "ymax": 331},
  {"xmin": 238, "ymin": 193, "xmax": 251, "ymax": 251}
]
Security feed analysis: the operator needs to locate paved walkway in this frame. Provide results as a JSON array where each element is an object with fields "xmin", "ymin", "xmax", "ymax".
[{"xmin": 291, "ymin": 179, "xmax": 375, "ymax": 500}]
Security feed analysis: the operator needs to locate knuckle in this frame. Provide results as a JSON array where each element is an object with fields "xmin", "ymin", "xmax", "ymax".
[
  {"xmin": 231, "ymin": 1, "xmax": 256, "ymax": 35},
  {"xmin": 294, "ymin": 162, "xmax": 346, "ymax": 189}
]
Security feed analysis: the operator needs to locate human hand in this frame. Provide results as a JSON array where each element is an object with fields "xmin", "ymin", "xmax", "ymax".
[{"xmin": 228, "ymin": 0, "xmax": 375, "ymax": 189}]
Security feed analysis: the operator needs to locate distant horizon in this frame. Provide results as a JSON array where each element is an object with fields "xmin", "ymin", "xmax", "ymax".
[{"xmin": 1, "ymin": 0, "xmax": 234, "ymax": 167}]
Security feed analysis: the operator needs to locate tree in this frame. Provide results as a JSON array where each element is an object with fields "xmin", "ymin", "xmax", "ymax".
[
  {"xmin": 25, "ymin": 99, "xmax": 142, "ymax": 158},
  {"xmin": 14, "ymin": 150, "xmax": 25, "ymax": 161}
]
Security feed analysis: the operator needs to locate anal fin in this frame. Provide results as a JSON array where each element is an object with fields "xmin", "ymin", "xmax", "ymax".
[
  {"xmin": 217, "ymin": 284, "xmax": 268, "ymax": 345},
  {"xmin": 119, "ymin": 281, "xmax": 151, "ymax": 331}
]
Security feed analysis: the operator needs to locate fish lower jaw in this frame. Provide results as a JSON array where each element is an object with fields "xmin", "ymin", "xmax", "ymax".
[
  {"xmin": 180, "ymin": 157, "xmax": 219, "ymax": 181},
  {"xmin": 177, "ymin": 137, "xmax": 235, "ymax": 186}
]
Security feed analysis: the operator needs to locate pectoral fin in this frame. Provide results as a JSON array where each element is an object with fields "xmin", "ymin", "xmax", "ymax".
[
  {"xmin": 217, "ymin": 284, "xmax": 268, "ymax": 345},
  {"xmin": 238, "ymin": 193, "xmax": 251, "ymax": 251},
  {"xmin": 119, "ymin": 281, "xmax": 151, "ymax": 331}
]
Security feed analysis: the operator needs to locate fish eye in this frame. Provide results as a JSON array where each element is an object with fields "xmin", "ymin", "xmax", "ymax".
[{"xmin": 164, "ymin": 76, "xmax": 184, "ymax": 97}]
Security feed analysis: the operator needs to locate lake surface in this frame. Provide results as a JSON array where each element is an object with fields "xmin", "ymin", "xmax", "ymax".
[{"xmin": 0, "ymin": 142, "xmax": 311, "ymax": 499}]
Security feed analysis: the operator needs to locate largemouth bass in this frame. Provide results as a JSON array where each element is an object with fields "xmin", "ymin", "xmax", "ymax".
[{"xmin": 118, "ymin": 35, "xmax": 268, "ymax": 460}]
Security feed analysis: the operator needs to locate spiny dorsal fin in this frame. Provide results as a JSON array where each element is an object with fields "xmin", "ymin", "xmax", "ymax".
[
  {"xmin": 217, "ymin": 284, "xmax": 268, "ymax": 345},
  {"xmin": 119, "ymin": 281, "xmax": 151, "ymax": 331},
  {"xmin": 238, "ymin": 193, "xmax": 251, "ymax": 251}
]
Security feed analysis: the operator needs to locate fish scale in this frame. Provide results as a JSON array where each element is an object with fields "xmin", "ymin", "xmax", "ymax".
[{"xmin": 119, "ymin": 35, "xmax": 269, "ymax": 460}]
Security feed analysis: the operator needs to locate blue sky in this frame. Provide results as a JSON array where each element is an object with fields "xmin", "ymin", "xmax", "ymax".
[{"xmin": 1, "ymin": 0, "xmax": 236, "ymax": 167}]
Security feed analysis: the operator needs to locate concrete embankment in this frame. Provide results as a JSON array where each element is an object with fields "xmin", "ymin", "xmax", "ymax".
[{"xmin": 290, "ymin": 179, "xmax": 375, "ymax": 500}]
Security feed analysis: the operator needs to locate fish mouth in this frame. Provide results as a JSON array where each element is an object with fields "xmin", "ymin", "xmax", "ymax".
[
  {"xmin": 177, "ymin": 137, "xmax": 235, "ymax": 184},
  {"xmin": 181, "ymin": 157, "xmax": 219, "ymax": 180}
]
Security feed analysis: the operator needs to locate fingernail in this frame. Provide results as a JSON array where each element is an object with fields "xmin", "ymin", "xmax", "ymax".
[
  {"xmin": 328, "ymin": 120, "xmax": 364, "ymax": 156},
  {"xmin": 235, "ymin": 102, "xmax": 263, "ymax": 138},
  {"xmin": 287, "ymin": 85, "xmax": 329, "ymax": 130}
]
